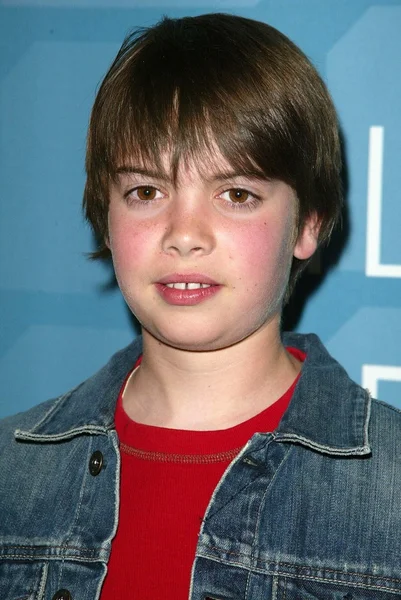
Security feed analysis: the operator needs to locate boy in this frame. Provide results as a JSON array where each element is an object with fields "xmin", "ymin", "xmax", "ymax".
[{"xmin": 1, "ymin": 12, "xmax": 401, "ymax": 600}]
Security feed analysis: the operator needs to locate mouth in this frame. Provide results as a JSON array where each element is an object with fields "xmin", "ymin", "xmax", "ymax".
[
  {"xmin": 155, "ymin": 274, "xmax": 221, "ymax": 305},
  {"xmin": 164, "ymin": 282, "xmax": 211, "ymax": 290},
  {"xmin": 158, "ymin": 273, "xmax": 219, "ymax": 286}
]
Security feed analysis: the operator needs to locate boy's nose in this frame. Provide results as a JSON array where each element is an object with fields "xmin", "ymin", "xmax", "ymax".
[{"xmin": 161, "ymin": 201, "xmax": 215, "ymax": 257}]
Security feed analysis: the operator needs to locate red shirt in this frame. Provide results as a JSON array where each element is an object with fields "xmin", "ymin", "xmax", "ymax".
[{"xmin": 100, "ymin": 347, "xmax": 305, "ymax": 599}]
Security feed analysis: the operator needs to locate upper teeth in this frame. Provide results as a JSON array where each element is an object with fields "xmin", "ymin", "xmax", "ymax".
[{"xmin": 165, "ymin": 282, "xmax": 211, "ymax": 289}]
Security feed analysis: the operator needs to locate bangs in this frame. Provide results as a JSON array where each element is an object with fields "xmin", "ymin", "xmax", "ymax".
[{"xmin": 90, "ymin": 16, "xmax": 305, "ymax": 187}]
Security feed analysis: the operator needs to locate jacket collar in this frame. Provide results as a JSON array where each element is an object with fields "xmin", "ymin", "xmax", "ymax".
[
  {"xmin": 15, "ymin": 338, "xmax": 143, "ymax": 442},
  {"xmin": 277, "ymin": 333, "xmax": 371, "ymax": 456},
  {"xmin": 15, "ymin": 333, "xmax": 371, "ymax": 456}
]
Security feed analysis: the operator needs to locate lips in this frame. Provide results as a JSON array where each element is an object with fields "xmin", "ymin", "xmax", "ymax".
[{"xmin": 155, "ymin": 273, "xmax": 221, "ymax": 306}]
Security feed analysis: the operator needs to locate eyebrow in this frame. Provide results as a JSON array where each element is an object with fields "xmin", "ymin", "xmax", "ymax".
[
  {"xmin": 210, "ymin": 169, "xmax": 269, "ymax": 182},
  {"xmin": 116, "ymin": 166, "xmax": 171, "ymax": 181}
]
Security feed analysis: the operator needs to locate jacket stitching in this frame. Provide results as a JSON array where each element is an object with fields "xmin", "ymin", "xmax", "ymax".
[
  {"xmin": 201, "ymin": 549, "xmax": 401, "ymax": 585},
  {"xmin": 0, "ymin": 545, "xmax": 98, "ymax": 555},
  {"xmin": 363, "ymin": 389, "xmax": 372, "ymax": 449},
  {"xmin": 58, "ymin": 438, "xmax": 94, "ymax": 583},
  {"xmin": 269, "ymin": 572, "xmax": 401, "ymax": 593},
  {"xmin": 274, "ymin": 434, "xmax": 370, "ymax": 456},
  {"xmin": 36, "ymin": 563, "xmax": 48, "ymax": 600},
  {"xmin": 0, "ymin": 553, "xmax": 102, "ymax": 562},
  {"xmin": 246, "ymin": 444, "xmax": 293, "ymax": 599},
  {"xmin": 28, "ymin": 389, "xmax": 77, "ymax": 433}
]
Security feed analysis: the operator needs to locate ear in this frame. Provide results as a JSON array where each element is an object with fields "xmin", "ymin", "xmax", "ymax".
[{"xmin": 293, "ymin": 213, "xmax": 320, "ymax": 260}]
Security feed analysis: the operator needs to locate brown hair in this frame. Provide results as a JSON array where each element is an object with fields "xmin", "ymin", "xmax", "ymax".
[{"xmin": 84, "ymin": 13, "xmax": 342, "ymax": 292}]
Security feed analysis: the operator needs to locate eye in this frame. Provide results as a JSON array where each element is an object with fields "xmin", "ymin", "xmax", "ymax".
[
  {"xmin": 226, "ymin": 189, "xmax": 250, "ymax": 203},
  {"xmin": 129, "ymin": 185, "xmax": 163, "ymax": 201},
  {"xmin": 217, "ymin": 187, "xmax": 262, "ymax": 210},
  {"xmin": 127, "ymin": 185, "xmax": 164, "ymax": 202}
]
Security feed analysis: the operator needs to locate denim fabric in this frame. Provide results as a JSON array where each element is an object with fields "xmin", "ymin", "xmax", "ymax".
[{"xmin": 1, "ymin": 333, "xmax": 401, "ymax": 599}]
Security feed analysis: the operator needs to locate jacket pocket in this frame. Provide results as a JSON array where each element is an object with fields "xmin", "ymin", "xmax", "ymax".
[
  {"xmin": 0, "ymin": 562, "xmax": 47, "ymax": 600},
  {"xmin": 274, "ymin": 575, "xmax": 400, "ymax": 599}
]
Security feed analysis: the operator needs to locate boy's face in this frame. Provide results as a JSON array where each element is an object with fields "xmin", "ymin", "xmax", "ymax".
[{"xmin": 107, "ymin": 151, "xmax": 317, "ymax": 352}]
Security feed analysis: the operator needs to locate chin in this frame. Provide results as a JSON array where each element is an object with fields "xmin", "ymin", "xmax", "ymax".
[
  {"xmin": 146, "ymin": 323, "xmax": 263, "ymax": 354},
  {"xmin": 158, "ymin": 333, "xmax": 226, "ymax": 353},
  {"xmin": 142, "ymin": 322, "xmax": 227, "ymax": 352}
]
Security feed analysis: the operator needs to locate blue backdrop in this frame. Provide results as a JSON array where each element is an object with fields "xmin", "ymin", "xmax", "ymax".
[{"xmin": 1, "ymin": 0, "xmax": 400, "ymax": 418}]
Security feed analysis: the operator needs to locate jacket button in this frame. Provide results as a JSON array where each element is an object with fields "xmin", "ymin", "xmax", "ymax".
[
  {"xmin": 89, "ymin": 450, "xmax": 104, "ymax": 476},
  {"xmin": 52, "ymin": 590, "xmax": 72, "ymax": 600}
]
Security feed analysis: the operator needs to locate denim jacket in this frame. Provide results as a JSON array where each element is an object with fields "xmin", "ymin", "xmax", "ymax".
[{"xmin": 1, "ymin": 332, "xmax": 401, "ymax": 600}]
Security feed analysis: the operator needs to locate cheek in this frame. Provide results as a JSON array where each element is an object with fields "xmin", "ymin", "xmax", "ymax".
[
  {"xmin": 227, "ymin": 218, "xmax": 294, "ymax": 284},
  {"xmin": 108, "ymin": 214, "xmax": 157, "ymax": 273}
]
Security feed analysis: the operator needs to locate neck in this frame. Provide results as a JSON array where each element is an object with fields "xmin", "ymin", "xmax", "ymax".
[{"xmin": 123, "ymin": 320, "xmax": 301, "ymax": 430}]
